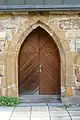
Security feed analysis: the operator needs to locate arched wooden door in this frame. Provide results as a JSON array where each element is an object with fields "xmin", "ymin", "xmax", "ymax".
[{"xmin": 18, "ymin": 27, "xmax": 60, "ymax": 95}]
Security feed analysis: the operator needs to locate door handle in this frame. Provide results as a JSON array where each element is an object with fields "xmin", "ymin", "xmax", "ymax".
[{"xmin": 39, "ymin": 64, "xmax": 42, "ymax": 72}]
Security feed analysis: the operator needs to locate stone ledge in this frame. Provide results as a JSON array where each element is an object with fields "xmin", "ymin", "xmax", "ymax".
[{"xmin": 61, "ymin": 96, "xmax": 80, "ymax": 105}]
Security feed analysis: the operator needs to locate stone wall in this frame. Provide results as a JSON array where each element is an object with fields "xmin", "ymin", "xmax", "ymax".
[{"xmin": 0, "ymin": 11, "xmax": 80, "ymax": 98}]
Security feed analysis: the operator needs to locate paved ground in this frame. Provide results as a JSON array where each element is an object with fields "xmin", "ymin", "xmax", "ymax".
[{"xmin": 0, "ymin": 104, "xmax": 80, "ymax": 120}]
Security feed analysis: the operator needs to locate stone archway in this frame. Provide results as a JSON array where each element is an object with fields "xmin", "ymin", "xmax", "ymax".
[
  {"xmin": 6, "ymin": 21, "xmax": 70, "ymax": 97},
  {"xmin": 18, "ymin": 26, "xmax": 61, "ymax": 97}
]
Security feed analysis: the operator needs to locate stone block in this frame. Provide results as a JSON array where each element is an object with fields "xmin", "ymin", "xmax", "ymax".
[{"xmin": 66, "ymin": 87, "xmax": 73, "ymax": 96}]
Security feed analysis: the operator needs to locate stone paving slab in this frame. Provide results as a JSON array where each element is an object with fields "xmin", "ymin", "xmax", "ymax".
[
  {"xmin": 0, "ymin": 116, "xmax": 11, "ymax": 120},
  {"xmin": 30, "ymin": 117, "xmax": 50, "ymax": 120},
  {"xmin": 16, "ymin": 103, "xmax": 47, "ymax": 107},
  {"xmin": 68, "ymin": 111, "xmax": 80, "ymax": 116},
  {"xmin": 0, "ymin": 107, "xmax": 14, "ymax": 120},
  {"xmin": 51, "ymin": 117, "xmax": 71, "ymax": 120},
  {"xmin": 12, "ymin": 111, "xmax": 30, "ymax": 117},
  {"xmin": 31, "ymin": 106, "xmax": 48, "ymax": 111},
  {"xmin": 14, "ymin": 107, "xmax": 31, "ymax": 112},
  {"xmin": 50, "ymin": 111, "xmax": 69, "ymax": 117},
  {"xmin": 67, "ymin": 108, "xmax": 80, "ymax": 111},
  {"xmin": 16, "ymin": 103, "xmax": 28, "ymax": 107},
  {"xmin": 14, "ymin": 107, "xmax": 31, "ymax": 110},
  {"xmin": 71, "ymin": 117, "xmax": 80, "ymax": 120},
  {"xmin": 10, "ymin": 116, "xmax": 30, "ymax": 120},
  {"xmin": 11, "ymin": 107, "xmax": 31, "ymax": 117},
  {"xmin": 1, "ymin": 105, "xmax": 80, "ymax": 120},
  {"xmin": 49, "ymin": 106, "xmax": 66, "ymax": 111},
  {"xmin": 48, "ymin": 103, "xmax": 64, "ymax": 107},
  {"xmin": 31, "ymin": 111, "xmax": 50, "ymax": 117}
]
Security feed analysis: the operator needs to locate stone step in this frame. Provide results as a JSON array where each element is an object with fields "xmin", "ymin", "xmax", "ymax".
[{"xmin": 19, "ymin": 95, "xmax": 61, "ymax": 103}]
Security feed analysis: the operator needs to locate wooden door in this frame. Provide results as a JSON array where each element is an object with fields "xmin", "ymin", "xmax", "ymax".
[
  {"xmin": 18, "ymin": 29, "xmax": 40, "ymax": 94},
  {"xmin": 39, "ymin": 28, "xmax": 60, "ymax": 95},
  {"xmin": 18, "ymin": 27, "xmax": 60, "ymax": 95}
]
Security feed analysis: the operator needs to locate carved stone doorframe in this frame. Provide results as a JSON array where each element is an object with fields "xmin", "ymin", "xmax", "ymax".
[{"xmin": 6, "ymin": 21, "xmax": 70, "ymax": 98}]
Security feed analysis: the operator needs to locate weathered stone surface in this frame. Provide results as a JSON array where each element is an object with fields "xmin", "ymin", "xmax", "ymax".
[{"xmin": 0, "ymin": 11, "xmax": 79, "ymax": 100}]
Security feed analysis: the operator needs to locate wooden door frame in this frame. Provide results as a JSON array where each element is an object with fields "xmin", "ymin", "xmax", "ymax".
[{"xmin": 6, "ymin": 21, "xmax": 70, "ymax": 98}]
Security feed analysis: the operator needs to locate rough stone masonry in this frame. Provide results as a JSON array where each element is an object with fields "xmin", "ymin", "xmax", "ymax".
[{"xmin": 0, "ymin": 11, "xmax": 80, "ymax": 103}]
